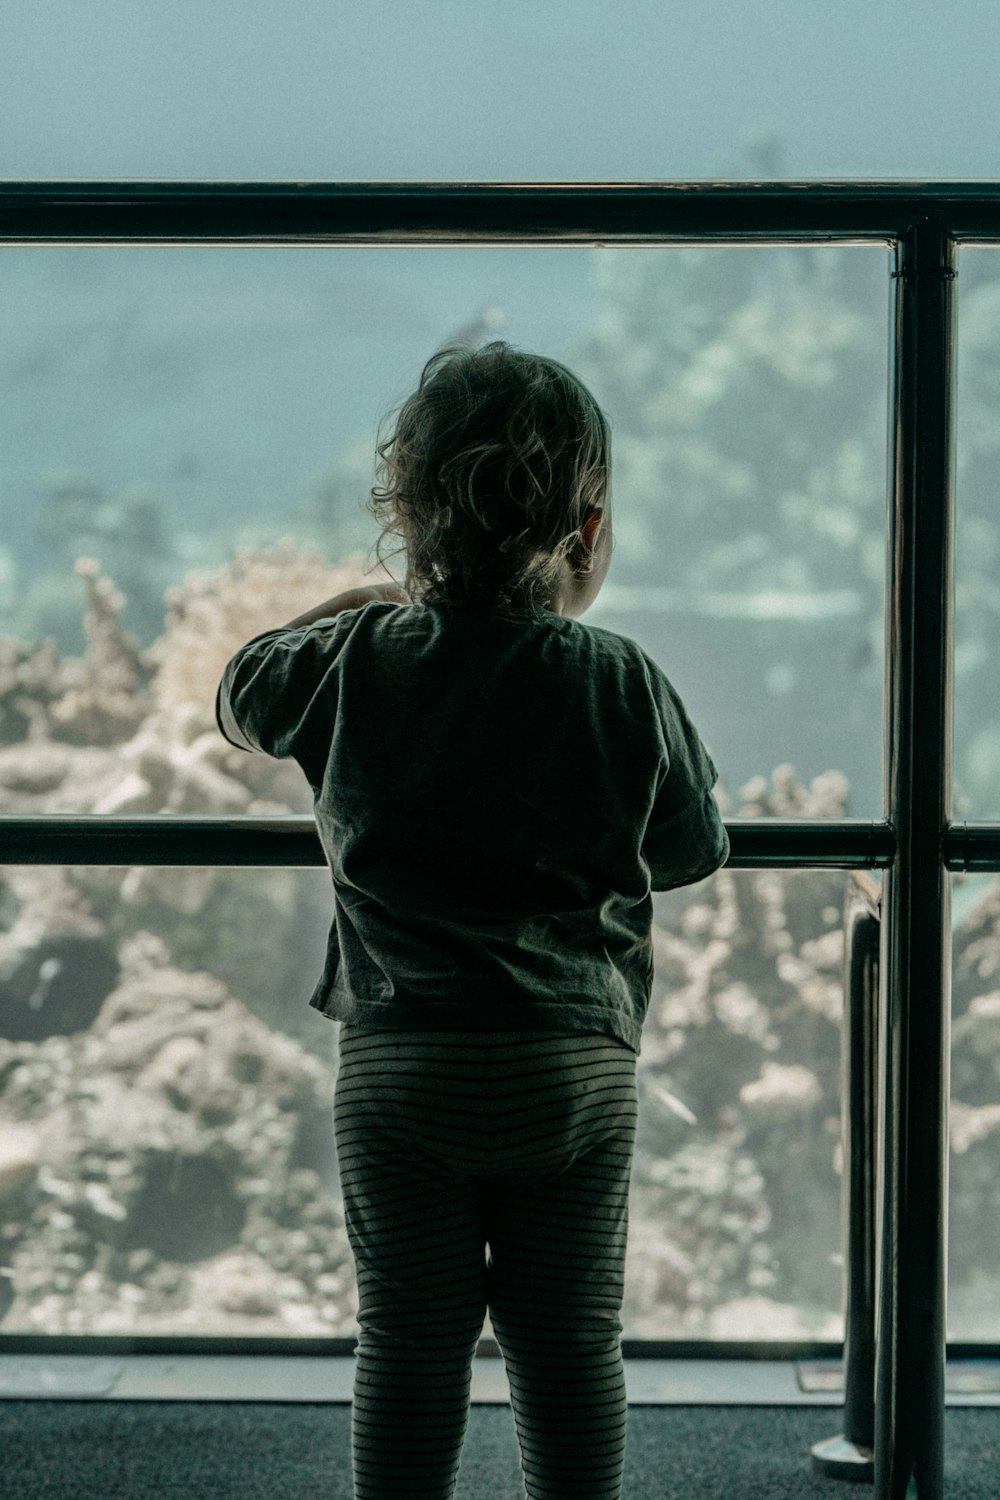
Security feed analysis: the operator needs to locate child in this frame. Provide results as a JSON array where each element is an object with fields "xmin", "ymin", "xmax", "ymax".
[{"xmin": 216, "ymin": 341, "xmax": 729, "ymax": 1500}]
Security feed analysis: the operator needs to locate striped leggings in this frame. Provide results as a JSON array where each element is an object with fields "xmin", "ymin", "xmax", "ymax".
[{"xmin": 333, "ymin": 1027, "xmax": 639, "ymax": 1500}]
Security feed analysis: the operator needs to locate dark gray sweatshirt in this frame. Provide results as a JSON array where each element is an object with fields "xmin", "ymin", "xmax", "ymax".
[{"xmin": 216, "ymin": 600, "xmax": 729, "ymax": 1053}]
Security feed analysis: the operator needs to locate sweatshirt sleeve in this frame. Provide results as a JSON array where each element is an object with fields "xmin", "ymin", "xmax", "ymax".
[
  {"xmin": 215, "ymin": 619, "xmax": 349, "ymax": 787},
  {"xmin": 638, "ymin": 653, "xmax": 730, "ymax": 891}
]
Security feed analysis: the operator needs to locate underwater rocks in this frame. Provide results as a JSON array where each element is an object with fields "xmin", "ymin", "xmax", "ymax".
[
  {"xmin": 0, "ymin": 933, "xmax": 351, "ymax": 1336},
  {"xmin": 0, "ymin": 1126, "xmax": 42, "ymax": 1200},
  {"xmin": 0, "ymin": 553, "xmax": 338, "ymax": 1029},
  {"xmin": 0, "ymin": 867, "xmax": 119, "ymax": 1041},
  {"xmin": 630, "ymin": 769, "xmax": 851, "ymax": 1325},
  {"xmin": 0, "ymin": 553, "xmax": 998, "ymax": 1338}
]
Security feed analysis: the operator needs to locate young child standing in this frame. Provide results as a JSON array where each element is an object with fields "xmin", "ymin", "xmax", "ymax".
[{"xmin": 216, "ymin": 341, "xmax": 729, "ymax": 1500}]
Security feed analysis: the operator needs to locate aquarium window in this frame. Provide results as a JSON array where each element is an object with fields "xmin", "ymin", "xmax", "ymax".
[
  {"xmin": 0, "ymin": 863, "xmax": 853, "ymax": 1343},
  {"xmin": 0, "ymin": 245, "xmax": 887, "ymax": 816},
  {"xmin": 0, "ymin": 187, "xmax": 991, "ymax": 1412}
]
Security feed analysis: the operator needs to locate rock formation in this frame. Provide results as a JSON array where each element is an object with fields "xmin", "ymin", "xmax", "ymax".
[
  {"xmin": 0, "ymin": 933, "xmax": 349, "ymax": 1335},
  {"xmin": 0, "ymin": 549, "xmax": 997, "ymax": 1340}
]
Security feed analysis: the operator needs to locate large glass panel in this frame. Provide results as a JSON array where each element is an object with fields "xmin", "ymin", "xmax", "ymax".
[
  {"xmin": 631, "ymin": 862, "xmax": 848, "ymax": 1341},
  {"xmin": 24, "ymin": 864, "xmax": 1000, "ymax": 1345},
  {"xmin": 949, "ymin": 871, "xmax": 1000, "ymax": 1342},
  {"xmin": 0, "ymin": 863, "xmax": 342, "ymax": 1337},
  {"xmin": 6, "ymin": 7, "xmax": 1000, "ymax": 184},
  {"xmin": 955, "ymin": 248, "xmax": 1000, "ymax": 819},
  {"xmin": 925, "ymin": 253, "xmax": 1000, "ymax": 1342},
  {"xmin": 0, "ymin": 862, "xmax": 848, "ymax": 1340},
  {"xmin": 1, "ymin": 246, "xmax": 887, "ymax": 817},
  {"xmin": 580, "ymin": 245, "xmax": 888, "ymax": 818}
]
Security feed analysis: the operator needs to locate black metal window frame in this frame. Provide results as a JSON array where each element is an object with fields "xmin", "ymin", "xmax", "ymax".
[{"xmin": 3, "ymin": 180, "xmax": 999, "ymax": 1495}]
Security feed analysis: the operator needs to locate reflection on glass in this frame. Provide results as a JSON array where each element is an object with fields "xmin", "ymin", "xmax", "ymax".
[
  {"xmin": 0, "ymin": 246, "xmax": 887, "ymax": 815},
  {"xmin": 949, "ymin": 872, "xmax": 1000, "ymax": 1342},
  {"xmin": 0, "ymin": 863, "xmax": 852, "ymax": 1341},
  {"xmin": 956, "ymin": 250, "xmax": 1000, "ymax": 819}
]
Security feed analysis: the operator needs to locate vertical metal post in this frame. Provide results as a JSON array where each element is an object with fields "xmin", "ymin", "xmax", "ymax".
[
  {"xmin": 876, "ymin": 218, "xmax": 956, "ymax": 1499},
  {"xmin": 811, "ymin": 873, "xmax": 880, "ymax": 1483},
  {"xmin": 843, "ymin": 896, "xmax": 880, "ymax": 1454}
]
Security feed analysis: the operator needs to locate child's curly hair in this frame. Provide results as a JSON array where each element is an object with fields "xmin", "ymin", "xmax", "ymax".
[{"xmin": 369, "ymin": 341, "xmax": 610, "ymax": 613}]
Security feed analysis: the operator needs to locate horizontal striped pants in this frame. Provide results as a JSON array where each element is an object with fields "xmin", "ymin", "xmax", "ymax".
[{"xmin": 333, "ymin": 1027, "xmax": 639, "ymax": 1500}]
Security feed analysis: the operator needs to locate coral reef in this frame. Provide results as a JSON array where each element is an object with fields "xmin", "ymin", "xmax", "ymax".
[
  {"xmin": 625, "ymin": 767, "xmax": 849, "ymax": 1337},
  {"xmin": 948, "ymin": 894, "xmax": 1000, "ymax": 1293},
  {"xmin": 0, "ymin": 547, "xmax": 366, "ymax": 1334},
  {"xmin": 0, "ymin": 933, "xmax": 350, "ymax": 1336},
  {"xmin": 0, "ymin": 549, "xmax": 998, "ymax": 1341},
  {"xmin": 0, "ymin": 549, "xmax": 373, "ymax": 1032},
  {"xmin": 148, "ymin": 540, "xmax": 370, "ymax": 715}
]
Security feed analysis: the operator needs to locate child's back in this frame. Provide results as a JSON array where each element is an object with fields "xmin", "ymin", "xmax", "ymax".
[
  {"xmin": 216, "ymin": 340, "xmax": 728, "ymax": 1500},
  {"xmin": 219, "ymin": 594, "xmax": 726, "ymax": 1053}
]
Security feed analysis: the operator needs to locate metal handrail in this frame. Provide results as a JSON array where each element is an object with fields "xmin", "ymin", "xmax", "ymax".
[
  {"xmin": 0, "ymin": 815, "xmax": 897, "ymax": 868},
  {"xmin": 5, "ymin": 179, "xmax": 1000, "ymax": 244},
  {"xmin": 7, "ymin": 816, "xmax": 1000, "ymax": 870}
]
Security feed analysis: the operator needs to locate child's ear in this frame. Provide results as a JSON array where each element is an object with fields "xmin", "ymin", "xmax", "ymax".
[{"xmin": 579, "ymin": 506, "xmax": 604, "ymax": 554}]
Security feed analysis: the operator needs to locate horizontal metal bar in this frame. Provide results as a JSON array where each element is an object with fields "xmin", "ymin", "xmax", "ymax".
[
  {"xmin": 0, "ymin": 1329, "xmax": 996, "ymax": 1359},
  {"xmin": 943, "ymin": 823, "xmax": 1000, "ymax": 872},
  {"xmin": 3, "ymin": 179, "xmax": 1000, "ymax": 246},
  {"xmin": 728, "ymin": 820, "xmax": 895, "ymax": 868},
  {"xmin": 9, "ymin": 818, "xmax": 1000, "ymax": 871},
  {"xmin": 0, "ymin": 815, "xmax": 896, "ymax": 868},
  {"xmin": 0, "ymin": 815, "xmax": 325, "ymax": 867}
]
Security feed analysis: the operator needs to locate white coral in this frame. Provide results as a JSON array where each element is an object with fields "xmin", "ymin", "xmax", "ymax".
[
  {"xmin": 147, "ymin": 540, "xmax": 372, "ymax": 711},
  {"xmin": 739, "ymin": 1062, "xmax": 823, "ymax": 1119}
]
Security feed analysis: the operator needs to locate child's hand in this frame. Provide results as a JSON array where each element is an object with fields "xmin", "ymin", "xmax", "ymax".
[
  {"xmin": 366, "ymin": 581, "xmax": 410, "ymax": 605},
  {"xmin": 281, "ymin": 580, "xmax": 408, "ymax": 630}
]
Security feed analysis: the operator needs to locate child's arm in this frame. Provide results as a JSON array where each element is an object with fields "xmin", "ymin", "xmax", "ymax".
[
  {"xmin": 638, "ymin": 649, "xmax": 729, "ymax": 890},
  {"xmin": 217, "ymin": 579, "xmax": 407, "ymax": 773},
  {"xmin": 280, "ymin": 580, "xmax": 408, "ymax": 631},
  {"xmin": 645, "ymin": 788, "xmax": 729, "ymax": 891}
]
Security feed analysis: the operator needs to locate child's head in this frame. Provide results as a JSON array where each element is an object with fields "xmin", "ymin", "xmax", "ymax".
[{"xmin": 370, "ymin": 341, "xmax": 611, "ymax": 616}]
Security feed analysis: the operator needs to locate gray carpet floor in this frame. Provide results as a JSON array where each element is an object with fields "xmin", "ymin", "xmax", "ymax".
[{"xmin": 0, "ymin": 1403, "xmax": 997, "ymax": 1498}]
